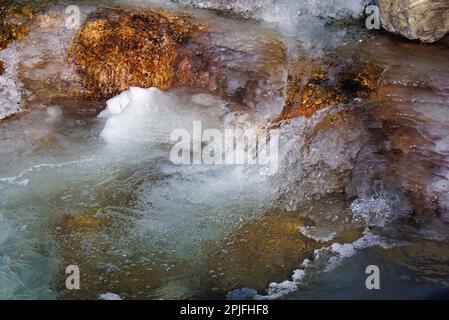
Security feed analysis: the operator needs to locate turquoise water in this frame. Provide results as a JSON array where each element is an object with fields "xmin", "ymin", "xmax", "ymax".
[{"xmin": 1, "ymin": 0, "xmax": 449, "ymax": 300}]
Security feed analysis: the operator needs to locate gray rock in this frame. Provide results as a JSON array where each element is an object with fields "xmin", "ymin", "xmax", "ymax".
[
  {"xmin": 379, "ymin": 0, "xmax": 449, "ymax": 43},
  {"xmin": 98, "ymin": 292, "xmax": 122, "ymax": 300}
]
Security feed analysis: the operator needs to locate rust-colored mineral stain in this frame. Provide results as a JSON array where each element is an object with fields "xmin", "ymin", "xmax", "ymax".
[
  {"xmin": 276, "ymin": 62, "xmax": 381, "ymax": 122},
  {"xmin": 0, "ymin": 2, "xmax": 35, "ymax": 50},
  {"xmin": 277, "ymin": 68, "xmax": 346, "ymax": 121},
  {"xmin": 0, "ymin": 23, "xmax": 29, "ymax": 50},
  {"xmin": 58, "ymin": 208, "xmax": 111, "ymax": 235},
  {"xmin": 67, "ymin": 7, "xmax": 208, "ymax": 99}
]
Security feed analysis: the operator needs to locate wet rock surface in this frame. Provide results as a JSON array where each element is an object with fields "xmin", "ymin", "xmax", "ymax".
[
  {"xmin": 2, "ymin": 0, "xmax": 449, "ymax": 301},
  {"xmin": 67, "ymin": 5, "xmax": 287, "ymax": 115},
  {"xmin": 379, "ymin": 0, "xmax": 449, "ymax": 43},
  {"xmin": 0, "ymin": 3, "xmax": 31, "ymax": 50},
  {"xmin": 365, "ymin": 36, "xmax": 449, "ymax": 215},
  {"xmin": 271, "ymin": 29, "xmax": 449, "ymax": 218},
  {"xmin": 279, "ymin": 58, "xmax": 381, "ymax": 120},
  {"xmin": 67, "ymin": 6, "xmax": 207, "ymax": 99}
]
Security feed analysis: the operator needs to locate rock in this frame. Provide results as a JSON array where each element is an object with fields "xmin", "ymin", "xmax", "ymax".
[
  {"xmin": 356, "ymin": 35, "xmax": 449, "ymax": 215},
  {"xmin": 279, "ymin": 63, "xmax": 342, "ymax": 120},
  {"xmin": 0, "ymin": 2, "xmax": 34, "ymax": 50},
  {"xmin": 277, "ymin": 59, "xmax": 380, "ymax": 120},
  {"xmin": 98, "ymin": 293, "xmax": 122, "ymax": 300},
  {"xmin": 67, "ymin": 7, "xmax": 207, "ymax": 99},
  {"xmin": 280, "ymin": 32, "xmax": 449, "ymax": 216},
  {"xmin": 66, "ymin": 6, "xmax": 287, "ymax": 117},
  {"xmin": 379, "ymin": 0, "xmax": 449, "ymax": 43},
  {"xmin": 227, "ymin": 288, "xmax": 258, "ymax": 300},
  {"xmin": 0, "ymin": 60, "xmax": 4, "ymax": 75}
]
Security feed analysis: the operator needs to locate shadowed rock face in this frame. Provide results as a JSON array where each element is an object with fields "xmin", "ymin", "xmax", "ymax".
[
  {"xmin": 278, "ymin": 59, "xmax": 381, "ymax": 120},
  {"xmin": 366, "ymin": 36, "xmax": 449, "ymax": 215},
  {"xmin": 379, "ymin": 0, "xmax": 449, "ymax": 43}
]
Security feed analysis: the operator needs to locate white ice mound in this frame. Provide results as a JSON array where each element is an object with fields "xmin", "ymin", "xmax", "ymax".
[
  {"xmin": 98, "ymin": 87, "xmax": 269, "ymax": 152},
  {"xmin": 99, "ymin": 87, "xmax": 232, "ymax": 145},
  {"xmin": 98, "ymin": 87, "xmax": 280, "ymax": 173},
  {"xmin": 99, "ymin": 90, "xmax": 131, "ymax": 117}
]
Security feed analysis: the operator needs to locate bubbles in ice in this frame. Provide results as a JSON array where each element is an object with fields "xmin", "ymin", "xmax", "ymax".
[
  {"xmin": 299, "ymin": 226, "xmax": 336, "ymax": 242},
  {"xmin": 350, "ymin": 181, "xmax": 412, "ymax": 227},
  {"xmin": 98, "ymin": 87, "xmax": 277, "ymax": 255}
]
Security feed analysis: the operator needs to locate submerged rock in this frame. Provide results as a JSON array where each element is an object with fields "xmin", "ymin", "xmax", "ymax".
[
  {"xmin": 204, "ymin": 212, "xmax": 318, "ymax": 293},
  {"xmin": 379, "ymin": 0, "xmax": 449, "ymax": 43}
]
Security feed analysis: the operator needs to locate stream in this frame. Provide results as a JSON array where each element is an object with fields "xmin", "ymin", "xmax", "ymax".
[{"xmin": 1, "ymin": 0, "xmax": 449, "ymax": 300}]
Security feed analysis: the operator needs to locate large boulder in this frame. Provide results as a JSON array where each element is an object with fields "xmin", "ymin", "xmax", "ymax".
[
  {"xmin": 67, "ymin": 7, "xmax": 208, "ymax": 99},
  {"xmin": 379, "ymin": 0, "xmax": 449, "ymax": 43},
  {"xmin": 66, "ymin": 6, "xmax": 288, "ymax": 117}
]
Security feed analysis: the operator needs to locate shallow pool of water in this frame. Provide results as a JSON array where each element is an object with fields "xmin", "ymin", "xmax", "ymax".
[{"xmin": 1, "ymin": 0, "xmax": 449, "ymax": 300}]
